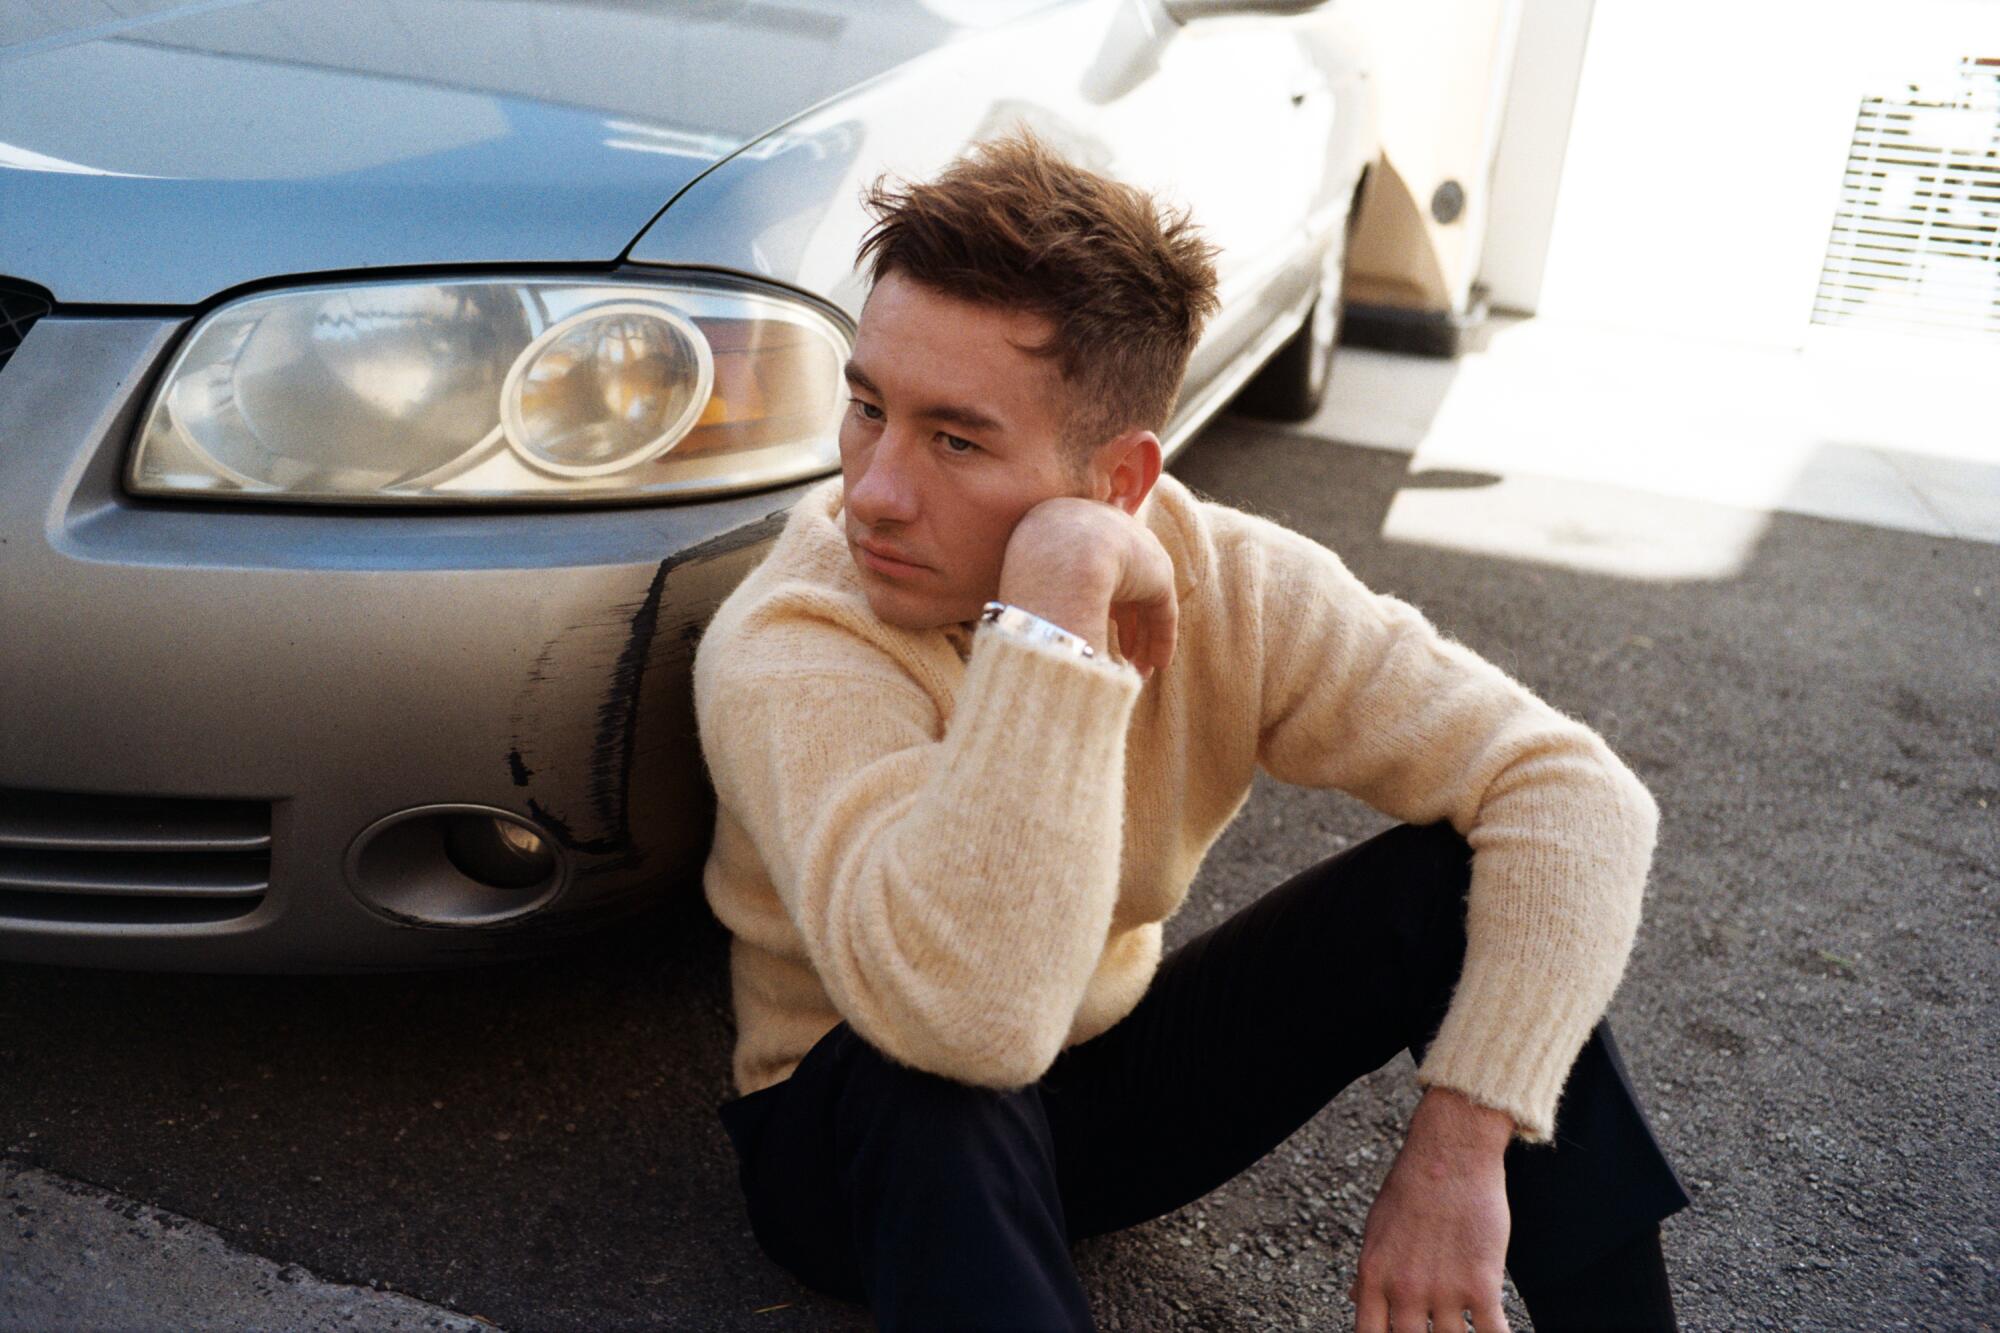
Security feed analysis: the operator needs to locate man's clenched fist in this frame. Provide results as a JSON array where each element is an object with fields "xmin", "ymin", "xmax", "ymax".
[
  {"xmin": 1349, "ymin": 1085, "xmax": 1516, "ymax": 1332},
  {"xmin": 996, "ymin": 495, "xmax": 1179, "ymax": 679}
]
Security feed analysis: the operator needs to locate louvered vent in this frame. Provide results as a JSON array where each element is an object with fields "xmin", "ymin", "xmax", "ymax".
[
  {"xmin": 0, "ymin": 786, "xmax": 273, "ymax": 926},
  {"xmin": 0, "ymin": 278, "xmax": 54, "ymax": 377},
  {"xmin": 1813, "ymin": 57, "xmax": 2000, "ymax": 342}
]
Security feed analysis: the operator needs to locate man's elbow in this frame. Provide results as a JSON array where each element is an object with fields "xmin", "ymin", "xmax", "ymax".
[
  {"xmin": 1604, "ymin": 745, "xmax": 1661, "ymax": 872},
  {"xmin": 1583, "ymin": 743, "xmax": 1660, "ymax": 948},
  {"xmin": 849, "ymin": 1003, "xmax": 1066, "ymax": 1093},
  {"xmin": 935, "ymin": 1041, "xmax": 1061, "ymax": 1094}
]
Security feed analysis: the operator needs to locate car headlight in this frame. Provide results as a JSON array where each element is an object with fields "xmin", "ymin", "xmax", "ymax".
[{"xmin": 126, "ymin": 275, "xmax": 850, "ymax": 504}]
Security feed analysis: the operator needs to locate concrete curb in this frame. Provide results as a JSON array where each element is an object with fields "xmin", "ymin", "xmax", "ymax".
[{"xmin": 2, "ymin": 1159, "xmax": 495, "ymax": 1332}]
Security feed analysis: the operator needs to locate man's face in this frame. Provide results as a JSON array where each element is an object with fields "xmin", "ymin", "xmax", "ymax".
[{"xmin": 839, "ymin": 269, "xmax": 1092, "ymax": 630}]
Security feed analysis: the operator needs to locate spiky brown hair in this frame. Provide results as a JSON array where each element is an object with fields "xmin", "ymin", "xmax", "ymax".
[{"xmin": 855, "ymin": 128, "xmax": 1221, "ymax": 475}]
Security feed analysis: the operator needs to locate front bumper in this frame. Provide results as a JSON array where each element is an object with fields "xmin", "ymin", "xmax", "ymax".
[{"xmin": 0, "ymin": 315, "xmax": 812, "ymax": 971}]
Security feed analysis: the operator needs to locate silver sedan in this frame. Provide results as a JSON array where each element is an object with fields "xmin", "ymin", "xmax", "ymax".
[{"xmin": 0, "ymin": 0, "xmax": 1378, "ymax": 969}]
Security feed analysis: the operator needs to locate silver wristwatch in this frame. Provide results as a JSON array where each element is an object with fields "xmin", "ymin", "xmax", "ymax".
[{"xmin": 978, "ymin": 601, "xmax": 1097, "ymax": 660}]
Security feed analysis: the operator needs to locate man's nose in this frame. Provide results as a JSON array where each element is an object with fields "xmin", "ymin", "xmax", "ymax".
[{"xmin": 846, "ymin": 426, "xmax": 921, "ymax": 528}]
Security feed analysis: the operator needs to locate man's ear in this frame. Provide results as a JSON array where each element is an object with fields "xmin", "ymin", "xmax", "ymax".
[{"xmin": 1092, "ymin": 428, "xmax": 1162, "ymax": 515}]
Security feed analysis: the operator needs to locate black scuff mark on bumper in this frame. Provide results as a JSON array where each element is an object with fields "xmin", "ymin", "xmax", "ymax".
[
  {"xmin": 661, "ymin": 506, "xmax": 793, "ymax": 568},
  {"xmin": 523, "ymin": 795, "xmax": 590, "ymax": 853},
  {"xmin": 580, "ymin": 554, "xmax": 673, "ymax": 866},
  {"xmin": 505, "ymin": 508, "xmax": 790, "ymax": 870}
]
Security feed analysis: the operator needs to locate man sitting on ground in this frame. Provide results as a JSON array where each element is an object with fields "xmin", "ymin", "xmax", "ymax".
[{"xmin": 696, "ymin": 130, "xmax": 1690, "ymax": 1333}]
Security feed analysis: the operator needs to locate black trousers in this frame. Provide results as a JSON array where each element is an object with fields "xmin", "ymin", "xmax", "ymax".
[{"xmin": 716, "ymin": 820, "xmax": 1691, "ymax": 1331}]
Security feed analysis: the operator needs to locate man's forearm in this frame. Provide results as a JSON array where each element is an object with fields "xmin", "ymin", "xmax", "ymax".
[
  {"xmin": 701, "ymin": 604, "xmax": 1146, "ymax": 1091},
  {"xmin": 1414, "ymin": 757, "xmax": 1656, "ymax": 1143}
]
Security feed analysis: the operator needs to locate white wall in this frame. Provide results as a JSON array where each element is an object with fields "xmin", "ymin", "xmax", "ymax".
[
  {"xmin": 1527, "ymin": 0, "xmax": 2000, "ymax": 348},
  {"xmin": 1480, "ymin": 0, "xmax": 1595, "ymax": 313}
]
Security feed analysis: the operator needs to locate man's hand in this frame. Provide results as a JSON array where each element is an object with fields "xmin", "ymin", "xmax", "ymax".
[
  {"xmin": 995, "ymin": 496, "xmax": 1178, "ymax": 679},
  {"xmin": 1349, "ymin": 1086, "xmax": 1515, "ymax": 1332}
]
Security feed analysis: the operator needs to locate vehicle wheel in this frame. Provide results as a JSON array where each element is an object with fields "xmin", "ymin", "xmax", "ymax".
[{"xmin": 1231, "ymin": 208, "xmax": 1354, "ymax": 423}]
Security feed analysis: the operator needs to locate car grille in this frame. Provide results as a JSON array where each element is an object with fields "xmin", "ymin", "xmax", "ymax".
[
  {"xmin": 0, "ymin": 278, "xmax": 56, "ymax": 377},
  {"xmin": 0, "ymin": 786, "xmax": 273, "ymax": 926}
]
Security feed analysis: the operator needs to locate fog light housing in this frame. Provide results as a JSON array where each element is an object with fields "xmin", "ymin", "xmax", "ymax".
[{"xmin": 346, "ymin": 805, "xmax": 567, "ymax": 927}]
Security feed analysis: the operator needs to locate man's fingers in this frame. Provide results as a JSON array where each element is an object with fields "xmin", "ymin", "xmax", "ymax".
[
  {"xmin": 1110, "ymin": 513, "xmax": 1177, "ymax": 677},
  {"xmin": 1128, "ymin": 593, "xmax": 1174, "ymax": 678},
  {"xmin": 1152, "ymin": 595, "xmax": 1177, "ymax": 672},
  {"xmin": 1407, "ymin": 1291, "xmax": 1508, "ymax": 1333},
  {"xmin": 1125, "ymin": 612, "xmax": 1155, "ymax": 677},
  {"xmin": 1359, "ymin": 1286, "xmax": 1504, "ymax": 1333},
  {"xmin": 1387, "ymin": 1298, "xmax": 1436, "ymax": 1333},
  {"xmin": 1351, "ymin": 1282, "xmax": 1389, "ymax": 1333},
  {"xmin": 1109, "ymin": 597, "xmax": 1176, "ymax": 678}
]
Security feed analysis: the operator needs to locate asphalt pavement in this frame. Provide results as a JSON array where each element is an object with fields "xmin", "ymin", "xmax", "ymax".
[{"xmin": 3, "ymin": 384, "xmax": 1995, "ymax": 1331}]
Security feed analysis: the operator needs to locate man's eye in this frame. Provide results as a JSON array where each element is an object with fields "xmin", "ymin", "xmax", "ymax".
[
  {"xmin": 850, "ymin": 398, "xmax": 884, "ymax": 422},
  {"xmin": 941, "ymin": 434, "xmax": 979, "ymax": 455}
]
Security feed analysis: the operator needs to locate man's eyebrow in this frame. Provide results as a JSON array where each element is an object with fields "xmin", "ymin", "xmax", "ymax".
[
  {"xmin": 843, "ymin": 359, "xmax": 1007, "ymax": 436},
  {"xmin": 843, "ymin": 360, "xmax": 882, "ymax": 397}
]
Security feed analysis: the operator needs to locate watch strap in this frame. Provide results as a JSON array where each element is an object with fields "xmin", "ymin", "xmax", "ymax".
[{"xmin": 977, "ymin": 601, "xmax": 1098, "ymax": 660}]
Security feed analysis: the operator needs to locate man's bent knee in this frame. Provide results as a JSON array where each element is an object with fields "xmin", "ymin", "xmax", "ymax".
[
  {"xmin": 1396, "ymin": 818, "xmax": 1474, "ymax": 891},
  {"xmin": 826, "ymin": 1026, "xmax": 1058, "ymax": 1157},
  {"xmin": 1368, "ymin": 822, "xmax": 1476, "ymax": 1052}
]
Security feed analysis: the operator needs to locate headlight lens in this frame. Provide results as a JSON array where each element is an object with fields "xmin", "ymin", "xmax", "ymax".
[
  {"xmin": 127, "ymin": 276, "xmax": 849, "ymax": 504},
  {"xmin": 501, "ymin": 301, "xmax": 713, "ymax": 478}
]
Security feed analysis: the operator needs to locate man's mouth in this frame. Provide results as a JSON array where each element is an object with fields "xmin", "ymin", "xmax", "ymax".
[{"xmin": 853, "ymin": 536, "xmax": 926, "ymax": 576}]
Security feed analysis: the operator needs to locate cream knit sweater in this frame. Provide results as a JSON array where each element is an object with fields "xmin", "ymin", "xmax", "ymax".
[{"xmin": 693, "ymin": 471, "xmax": 1660, "ymax": 1144}]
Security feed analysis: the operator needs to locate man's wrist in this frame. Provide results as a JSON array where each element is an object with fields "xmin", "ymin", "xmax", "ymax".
[{"xmin": 1410, "ymin": 1085, "xmax": 1517, "ymax": 1157}]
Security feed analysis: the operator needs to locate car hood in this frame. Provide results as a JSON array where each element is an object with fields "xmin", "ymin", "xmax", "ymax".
[{"xmin": 0, "ymin": 0, "xmax": 978, "ymax": 305}]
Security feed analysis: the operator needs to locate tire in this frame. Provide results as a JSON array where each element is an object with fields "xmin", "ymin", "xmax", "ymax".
[{"xmin": 1230, "ymin": 205, "xmax": 1354, "ymax": 423}]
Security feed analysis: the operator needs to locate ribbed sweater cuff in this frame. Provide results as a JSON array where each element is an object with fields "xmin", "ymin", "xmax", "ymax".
[
  {"xmin": 943, "ymin": 626, "xmax": 1145, "ymax": 806},
  {"xmin": 1414, "ymin": 961, "xmax": 1605, "ymax": 1145}
]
